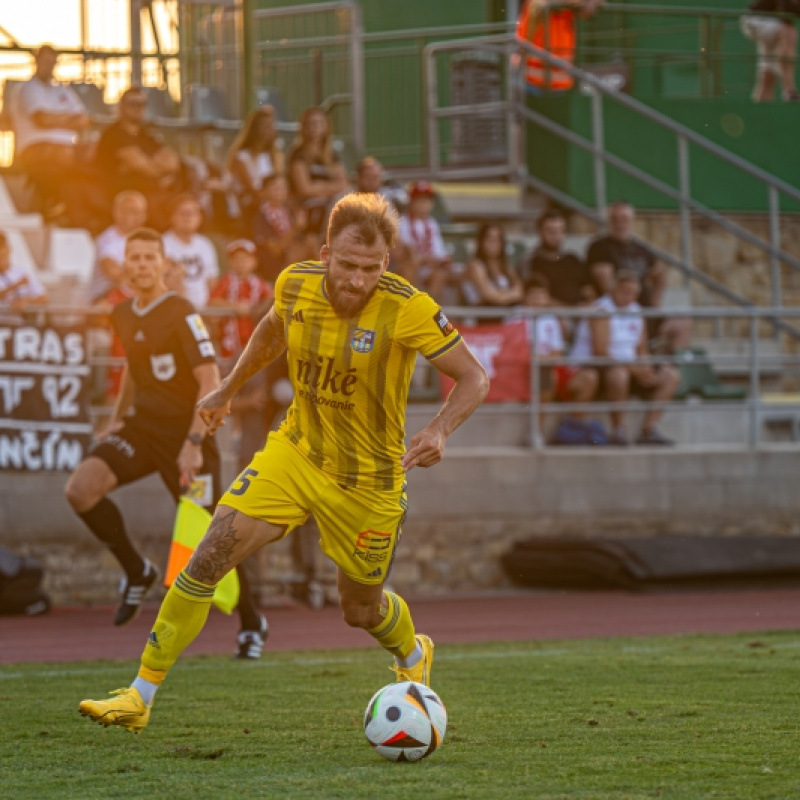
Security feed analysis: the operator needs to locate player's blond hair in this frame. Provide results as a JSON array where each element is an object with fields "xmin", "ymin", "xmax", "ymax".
[{"xmin": 327, "ymin": 192, "xmax": 399, "ymax": 250}]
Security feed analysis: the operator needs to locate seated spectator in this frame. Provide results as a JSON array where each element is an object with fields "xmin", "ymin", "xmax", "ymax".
[
  {"xmin": 162, "ymin": 194, "xmax": 219, "ymax": 310},
  {"xmin": 94, "ymin": 86, "xmax": 184, "ymax": 228},
  {"xmin": 208, "ymin": 239, "xmax": 273, "ymax": 471},
  {"xmin": 393, "ymin": 180, "xmax": 453, "ymax": 300},
  {"xmin": 522, "ymin": 209, "xmax": 592, "ymax": 306},
  {"xmin": 741, "ymin": 0, "xmax": 800, "ymax": 101},
  {"xmin": 225, "ymin": 106, "xmax": 284, "ymax": 226},
  {"xmin": 253, "ymin": 174, "xmax": 309, "ymax": 281},
  {"xmin": 354, "ymin": 156, "xmax": 407, "ymax": 212},
  {"xmin": 208, "ymin": 239, "xmax": 273, "ymax": 363},
  {"xmin": 512, "ymin": 274, "xmax": 565, "ymax": 410},
  {"xmin": 14, "ymin": 45, "xmax": 91, "ymax": 220},
  {"xmin": 463, "ymin": 223, "xmax": 524, "ymax": 312},
  {"xmin": 586, "ymin": 201, "xmax": 690, "ymax": 353},
  {"xmin": 0, "ymin": 231, "xmax": 48, "ymax": 313},
  {"xmin": 570, "ymin": 271, "xmax": 679, "ymax": 446},
  {"xmin": 287, "ymin": 107, "xmax": 349, "ymax": 250},
  {"xmin": 87, "ymin": 191, "xmax": 148, "ymax": 303}
]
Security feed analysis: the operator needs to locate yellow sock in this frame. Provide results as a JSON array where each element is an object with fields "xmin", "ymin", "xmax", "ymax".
[
  {"xmin": 138, "ymin": 570, "xmax": 215, "ymax": 677},
  {"xmin": 366, "ymin": 590, "xmax": 417, "ymax": 659}
]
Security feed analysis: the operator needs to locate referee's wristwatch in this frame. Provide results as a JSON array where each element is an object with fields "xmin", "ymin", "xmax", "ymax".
[{"xmin": 186, "ymin": 433, "xmax": 204, "ymax": 446}]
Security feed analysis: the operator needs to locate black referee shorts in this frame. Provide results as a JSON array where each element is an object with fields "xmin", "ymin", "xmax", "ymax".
[{"xmin": 88, "ymin": 414, "xmax": 221, "ymax": 510}]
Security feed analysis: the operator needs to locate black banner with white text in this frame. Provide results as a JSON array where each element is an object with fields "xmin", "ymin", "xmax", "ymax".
[{"xmin": 0, "ymin": 324, "xmax": 92, "ymax": 472}]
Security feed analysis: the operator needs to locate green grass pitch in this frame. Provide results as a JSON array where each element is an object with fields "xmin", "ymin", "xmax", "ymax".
[{"xmin": 1, "ymin": 632, "xmax": 798, "ymax": 799}]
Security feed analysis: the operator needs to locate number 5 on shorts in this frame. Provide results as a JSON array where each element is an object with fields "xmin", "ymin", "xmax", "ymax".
[{"xmin": 230, "ymin": 468, "xmax": 259, "ymax": 496}]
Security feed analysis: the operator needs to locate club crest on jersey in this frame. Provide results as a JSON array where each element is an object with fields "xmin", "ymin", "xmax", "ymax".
[
  {"xmin": 351, "ymin": 328, "xmax": 376, "ymax": 353},
  {"xmin": 150, "ymin": 353, "xmax": 176, "ymax": 381}
]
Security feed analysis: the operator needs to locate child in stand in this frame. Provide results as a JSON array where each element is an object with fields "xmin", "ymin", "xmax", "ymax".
[
  {"xmin": 252, "ymin": 174, "xmax": 309, "ymax": 282},
  {"xmin": 512, "ymin": 274, "xmax": 566, "ymax": 444},
  {"xmin": 207, "ymin": 239, "xmax": 273, "ymax": 470},
  {"xmin": 392, "ymin": 180, "xmax": 453, "ymax": 300}
]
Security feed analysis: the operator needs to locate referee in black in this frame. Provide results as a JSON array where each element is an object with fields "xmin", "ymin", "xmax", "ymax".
[{"xmin": 66, "ymin": 227, "xmax": 268, "ymax": 659}]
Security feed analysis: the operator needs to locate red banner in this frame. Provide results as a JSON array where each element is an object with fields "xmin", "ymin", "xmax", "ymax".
[{"xmin": 440, "ymin": 320, "xmax": 531, "ymax": 402}]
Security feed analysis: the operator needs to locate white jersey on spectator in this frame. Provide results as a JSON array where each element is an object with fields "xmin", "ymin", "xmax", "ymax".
[
  {"xmin": 162, "ymin": 231, "xmax": 220, "ymax": 310},
  {"xmin": 89, "ymin": 225, "xmax": 127, "ymax": 302},
  {"xmin": 0, "ymin": 262, "xmax": 46, "ymax": 303},
  {"xmin": 14, "ymin": 77, "xmax": 85, "ymax": 153},
  {"xmin": 231, "ymin": 150, "xmax": 276, "ymax": 195},
  {"xmin": 398, "ymin": 215, "xmax": 448, "ymax": 261},
  {"xmin": 509, "ymin": 312, "xmax": 565, "ymax": 356},
  {"xmin": 570, "ymin": 294, "xmax": 643, "ymax": 364}
]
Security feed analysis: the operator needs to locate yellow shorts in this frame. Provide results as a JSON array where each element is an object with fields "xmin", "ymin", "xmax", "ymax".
[{"xmin": 219, "ymin": 431, "xmax": 407, "ymax": 585}]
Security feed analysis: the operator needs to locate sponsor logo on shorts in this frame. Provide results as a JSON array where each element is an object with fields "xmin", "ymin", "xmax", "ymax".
[
  {"xmin": 351, "ymin": 328, "xmax": 376, "ymax": 353},
  {"xmin": 352, "ymin": 529, "xmax": 393, "ymax": 563},
  {"xmin": 106, "ymin": 434, "xmax": 135, "ymax": 458}
]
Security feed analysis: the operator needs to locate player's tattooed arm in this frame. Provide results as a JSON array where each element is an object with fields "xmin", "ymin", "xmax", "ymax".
[
  {"xmin": 187, "ymin": 508, "xmax": 241, "ymax": 584},
  {"xmin": 197, "ymin": 308, "xmax": 286, "ymax": 434},
  {"xmin": 222, "ymin": 307, "xmax": 286, "ymax": 397}
]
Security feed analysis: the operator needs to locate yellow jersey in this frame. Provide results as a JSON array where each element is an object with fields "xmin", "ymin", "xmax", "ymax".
[{"xmin": 272, "ymin": 261, "xmax": 463, "ymax": 491}]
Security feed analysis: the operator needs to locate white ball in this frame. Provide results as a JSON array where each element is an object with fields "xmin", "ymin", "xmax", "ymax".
[{"xmin": 363, "ymin": 681, "xmax": 447, "ymax": 762}]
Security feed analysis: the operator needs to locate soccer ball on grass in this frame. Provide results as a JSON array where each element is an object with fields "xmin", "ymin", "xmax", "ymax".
[{"xmin": 363, "ymin": 681, "xmax": 447, "ymax": 762}]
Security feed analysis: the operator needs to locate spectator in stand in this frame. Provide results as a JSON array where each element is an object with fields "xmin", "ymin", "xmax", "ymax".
[
  {"xmin": 463, "ymin": 223, "xmax": 524, "ymax": 313},
  {"xmin": 207, "ymin": 239, "xmax": 273, "ymax": 472},
  {"xmin": 570, "ymin": 270, "xmax": 679, "ymax": 446},
  {"xmin": 393, "ymin": 180, "xmax": 453, "ymax": 300},
  {"xmin": 287, "ymin": 107, "xmax": 349, "ymax": 251},
  {"xmin": 516, "ymin": 0, "xmax": 604, "ymax": 93},
  {"xmin": 253, "ymin": 174, "xmax": 309, "ymax": 282},
  {"xmin": 162, "ymin": 194, "xmax": 219, "ymax": 310},
  {"xmin": 586, "ymin": 201, "xmax": 690, "ymax": 353},
  {"xmin": 88, "ymin": 191, "xmax": 148, "ymax": 303},
  {"xmin": 741, "ymin": 0, "xmax": 800, "ymax": 101},
  {"xmin": 94, "ymin": 86, "xmax": 184, "ymax": 228},
  {"xmin": 354, "ymin": 156, "xmax": 408, "ymax": 213},
  {"xmin": 512, "ymin": 275, "xmax": 566, "ymax": 440},
  {"xmin": 14, "ymin": 45, "xmax": 91, "ymax": 220},
  {"xmin": 208, "ymin": 239, "xmax": 273, "ymax": 365},
  {"xmin": 225, "ymin": 106, "xmax": 284, "ymax": 228},
  {"xmin": 522, "ymin": 209, "xmax": 593, "ymax": 306},
  {"xmin": 0, "ymin": 231, "xmax": 48, "ymax": 313}
]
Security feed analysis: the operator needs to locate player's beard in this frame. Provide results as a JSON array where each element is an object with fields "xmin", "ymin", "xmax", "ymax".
[{"xmin": 326, "ymin": 277, "xmax": 375, "ymax": 318}]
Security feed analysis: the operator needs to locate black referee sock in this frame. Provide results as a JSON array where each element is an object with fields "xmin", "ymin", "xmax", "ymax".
[
  {"xmin": 235, "ymin": 563, "xmax": 263, "ymax": 632},
  {"xmin": 79, "ymin": 497, "xmax": 146, "ymax": 580}
]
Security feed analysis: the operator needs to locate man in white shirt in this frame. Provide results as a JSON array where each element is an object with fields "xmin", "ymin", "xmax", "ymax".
[
  {"xmin": 0, "ymin": 231, "xmax": 48, "ymax": 313},
  {"xmin": 570, "ymin": 271, "xmax": 678, "ymax": 445},
  {"xmin": 14, "ymin": 45, "xmax": 91, "ymax": 216},
  {"xmin": 162, "ymin": 194, "xmax": 219, "ymax": 310},
  {"xmin": 89, "ymin": 191, "xmax": 148, "ymax": 303}
]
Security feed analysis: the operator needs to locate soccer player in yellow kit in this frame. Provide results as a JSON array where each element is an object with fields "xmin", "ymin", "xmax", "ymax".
[{"xmin": 79, "ymin": 192, "xmax": 489, "ymax": 733}]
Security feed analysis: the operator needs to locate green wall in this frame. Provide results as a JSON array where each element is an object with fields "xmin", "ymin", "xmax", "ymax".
[{"xmin": 527, "ymin": 94, "xmax": 800, "ymax": 213}]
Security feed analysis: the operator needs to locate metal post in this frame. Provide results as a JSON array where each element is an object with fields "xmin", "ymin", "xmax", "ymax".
[
  {"xmin": 425, "ymin": 47, "xmax": 440, "ymax": 177},
  {"xmin": 590, "ymin": 87, "xmax": 606, "ymax": 222},
  {"xmin": 506, "ymin": 42, "xmax": 519, "ymax": 182},
  {"xmin": 769, "ymin": 184, "xmax": 782, "ymax": 340},
  {"xmin": 349, "ymin": 2, "xmax": 365, "ymax": 155},
  {"xmin": 130, "ymin": 0, "xmax": 143, "ymax": 86},
  {"xmin": 677, "ymin": 134, "xmax": 693, "ymax": 290},
  {"xmin": 530, "ymin": 311, "xmax": 542, "ymax": 451},
  {"xmin": 241, "ymin": 0, "xmax": 255, "ymax": 118},
  {"xmin": 749, "ymin": 314, "xmax": 759, "ymax": 449}
]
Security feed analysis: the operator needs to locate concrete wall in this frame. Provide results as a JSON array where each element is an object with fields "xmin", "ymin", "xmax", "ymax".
[{"xmin": 3, "ymin": 445, "xmax": 798, "ymax": 606}]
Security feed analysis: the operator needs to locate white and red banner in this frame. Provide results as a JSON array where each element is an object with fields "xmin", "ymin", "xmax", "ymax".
[{"xmin": 440, "ymin": 320, "xmax": 531, "ymax": 402}]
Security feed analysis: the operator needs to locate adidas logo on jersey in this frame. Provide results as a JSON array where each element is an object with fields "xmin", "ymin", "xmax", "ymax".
[
  {"xmin": 134, "ymin": 330, "xmax": 146, "ymax": 341},
  {"xmin": 366, "ymin": 567, "xmax": 383, "ymax": 578},
  {"xmin": 291, "ymin": 310, "xmax": 305, "ymax": 323}
]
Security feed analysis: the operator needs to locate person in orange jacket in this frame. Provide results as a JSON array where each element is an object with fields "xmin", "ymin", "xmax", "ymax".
[{"xmin": 516, "ymin": 0, "xmax": 604, "ymax": 92}]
